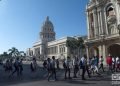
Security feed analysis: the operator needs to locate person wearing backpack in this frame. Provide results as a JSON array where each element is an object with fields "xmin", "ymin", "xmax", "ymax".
[
  {"xmin": 81, "ymin": 55, "xmax": 91, "ymax": 80},
  {"xmin": 48, "ymin": 56, "xmax": 57, "ymax": 81},
  {"xmin": 73, "ymin": 57, "xmax": 79, "ymax": 78},
  {"xmin": 56, "ymin": 59, "xmax": 60, "ymax": 70},
  {"xmin": 43, "ymin": 60, "xmax": 47, "ymax": 70},
  {"xmin": 19, "ymin": 59, "xmax": 23, "ymax": 75},
  {"xmin": 63, "ymin": 59, "xmax": 67, "ymax": 69},
  {"xmin": 9, "ymin": 57, "xmax": 20, "ymax": 77},
  {"xmin": 47, "ymin": 58, "xmax": 52, "ymax": 81},
  {"xmin": 99, "ymin": 56, "xmax": 105, "ymax": 72},
  {"xmin": 30, "ymin": 58, "xmax": 37, "ymax": 72},
  {"xmin": 64, "ymin": 56, "xmax": 72, "ymax": 79}
]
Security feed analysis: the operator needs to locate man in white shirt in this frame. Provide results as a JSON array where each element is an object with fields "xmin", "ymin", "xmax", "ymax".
[
  {"xmin": 99, "ymin": 56, "xmax": 105, "ymax": 72},
  {"xmin": 64, "ymin": 56, "xmax": 72, "ymax": 79},
  {"xmin": 81, "ymin": 55, "xmax": 91, "ymax": 80},
  {"xmin": 48, "ymin": 56, "xmax": 57, "ymax": 81},
  {"xmin": 73, "ymin": 56, "xmax": 79, "ymax": 78}
]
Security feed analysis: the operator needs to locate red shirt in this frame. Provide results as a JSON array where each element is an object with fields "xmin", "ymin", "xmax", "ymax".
[{"xmin": 106, "ymin": 56, "xmax": 112, "ymax": 65}]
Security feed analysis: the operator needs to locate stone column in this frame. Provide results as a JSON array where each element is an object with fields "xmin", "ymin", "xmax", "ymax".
[
  {"xmin": 104, "ymin": 9, "xmax": 108, "ymax": 35},
  {"xmin": 119, "ymin": 3, "xmax": 120, "ymax": 24},
  {"xmin": 32, "ymin": 48, "xmax": 34, "ymax": 56},
  {"xmin": 102, "ymin": 44, "xmax": 107, "ymax": 65},
  {"xmin": 93, "ymin": 9, "xmax": 98, "ymax": 38},
  {"xmin": 116, "ymin": 3, "xmax": 120, "ymax": 34},
  {"xmin": 100, "ymin": 10, "xmax": 104, "ymax": 35},
  {"xmin": 86, "ymin": 46, "xmax": 89, "ymax": 59},
  {"xmin": 58, "ymin": 45, "xmax": 60, "ymax": 54},
  {"xmin": 116, "ymin": 2, "xmax": 120, "ymax": 25},
  {"xmin": 98, "ymin": 45, "xmax": 102, "ymax": 57},
  {"xmin": 97, "ymin": 11, "xmax": 101, "ymax": 35},
  {"xmin": 86, "ymin": 11, "xmax": 90, "ymax": 39}
]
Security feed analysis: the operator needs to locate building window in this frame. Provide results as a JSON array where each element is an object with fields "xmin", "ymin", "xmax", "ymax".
[{"xmin": 63, "ymin": 47, "xmax": 65, "ymax": 52}]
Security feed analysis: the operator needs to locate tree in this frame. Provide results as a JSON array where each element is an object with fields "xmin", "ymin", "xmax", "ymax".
[
  {"xmin": 8, "ymin": 47, "xmax": 19, "ymax": 58},
  {"xmin": 77, "ymin": 37, "xmax": 85, "ymax": 58},
  {"xmin": 66, "ymin": 37, "xmax": 85, "ymax": 58},
  {"xmin": 0, "ymin": 47, "xmax": 26, "ymax": 60},
  {"xmin": 0, "ymin": 52, "xmax": 9, "ymax": 60},
  {"xmin": 66, "ymin": 38, "xmax": 78, "ymax": 57}
]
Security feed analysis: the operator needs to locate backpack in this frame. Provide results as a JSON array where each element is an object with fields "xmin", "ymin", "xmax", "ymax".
[
  {"xmin": 30, "ymin": 62, "xmax": 34, "ymax": 72},
  {"xmin": 14, "ymin": 61, "xmax": 19, "ymax": 68},
  {"xmin": 43, "ymin": 61, "xmax": 47, "ymax": 66},
  {"xmin": 79, "ymin": 60, "xmax": 83, "ymax": 69},
  {"xmin": 63, "ymin": 61, "xmax": 66, "ymax": 68},
  {"xmin": 47, "ymin": 62, "xmax": 52, "ymax": 70}
]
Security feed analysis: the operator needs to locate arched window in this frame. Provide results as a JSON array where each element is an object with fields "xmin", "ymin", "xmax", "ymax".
[{"xmin": 106, "ymin": 6, "xmax": 115, "ymax": 17}]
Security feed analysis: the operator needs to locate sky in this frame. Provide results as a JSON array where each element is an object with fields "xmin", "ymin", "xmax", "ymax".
[{"xmin": 0, "ymin": 0, "xmax": 89, "ymax": 54}]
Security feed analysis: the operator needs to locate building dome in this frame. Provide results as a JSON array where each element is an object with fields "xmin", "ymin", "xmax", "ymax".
[
  {"xmin": 42, "ymin": 16, "xmax": 54, "ymax": 31},
  {"xmin": 40, "ymin": 16, "xmax": 56, "ymax": 43}
]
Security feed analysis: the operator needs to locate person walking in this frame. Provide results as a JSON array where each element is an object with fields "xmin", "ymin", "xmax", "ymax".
[
  {"xmin": 47, "ymin": 58, "xmax": 52, "ymax": 81},
  {"xmin": 64, "ymin": 56, "xmax": 72, "ymax": 79},
  {"xmin": 81, "ymin": 55, "xmax": 91, "ymax": 80},
  {"xmin": 99, "ymin": 56, "xmax": 105, "ymax": 72},
  {"xmin": 9, "ymin": 59, "xmax": 13, "ymax": 72},
  {"xmin": 73, "ymin": 57, "xmax": 79, "ymax": 78},
  {"xmin": 116, "ymin": 57, "xmax": 120, "ymax": 72},
  {"xmin": 30, "ymin": 58, "xmax": 38, "ymax": 72},
  {"xmin": 106, "ymin": 55, "xmax": 112, "ymax": 72},
  {"xmin": 112, "ymin": 57, "xmax": 116, "ymax": 72},
  {"xmin": 10, "ymin": 57, "xmax": 20, "ymax": 77},
  {"xmin": 48, "ymin": 56, "xmax": 57, "ymax": 81},
  {"xmin": 43, "ymin": 60, "xmax": 47, "ymax": 70},
  {"xmin": 93, "ymin": 56, "xmax": 101, "ymax": 75},
  {"xmin": 5, "ymin": 59, "xmax": 10, "ymax": 72},
  {"xmin": 56, "ymin": 59, "xmax": 60, "ymax": 70},
  {"xmin": 19, "ymin": 59, "xmax": 23, "ymax": 75},
  {"xmin": 96, "ymin": 55, "xmax": 99, "ymax": 67}
]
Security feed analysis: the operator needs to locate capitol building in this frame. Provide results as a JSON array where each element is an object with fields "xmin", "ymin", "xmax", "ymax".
[{"xmin": 26, "ymin": 16, "xmax": 86, "ymax": 60}]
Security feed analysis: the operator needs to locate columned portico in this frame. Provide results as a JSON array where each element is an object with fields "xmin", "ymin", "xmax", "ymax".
[
  {"xmin": 93, "ymin": 9, "xmax": 98, "ymax": 37},
  {"xmin": 86, "ymin": 11, "xmax": 90, "ymax": 39},
  {"xmin": 85, "ymin": 0, "xmax": 120, "ymax": 65}
]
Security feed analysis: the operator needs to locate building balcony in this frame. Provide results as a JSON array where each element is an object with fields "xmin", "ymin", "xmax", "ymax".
[{"xmin": 85, "ymin": 33, "xmax": 120, "ymax": 44}]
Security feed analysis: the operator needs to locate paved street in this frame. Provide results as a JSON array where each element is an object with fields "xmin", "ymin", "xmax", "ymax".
[{"xmin": 0, "ymin": 61, "xmax": 113, "ymax": 86}]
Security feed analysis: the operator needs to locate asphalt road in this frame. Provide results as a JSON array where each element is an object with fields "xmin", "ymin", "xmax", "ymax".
[{"xmin": 0, "ymin": 61, "xmax": 115, "ymax": 86}]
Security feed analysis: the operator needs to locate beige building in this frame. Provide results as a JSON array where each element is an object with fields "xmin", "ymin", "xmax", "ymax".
[
  {"xmin": 85, "ymin": 0, "xmax": 120, "ymax": 64},
  {"xmin": 26, "ymin": 16, "xmax": 85, "ymax": 60}
]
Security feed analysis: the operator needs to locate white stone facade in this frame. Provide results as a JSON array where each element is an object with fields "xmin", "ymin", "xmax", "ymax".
[
  {"xmin": 85, "ymin": 0, "xmax": 120, "ymax": 64},
  {"xmin": 26, "ymin": 17, "xmax": 85, "ymax": 60}
]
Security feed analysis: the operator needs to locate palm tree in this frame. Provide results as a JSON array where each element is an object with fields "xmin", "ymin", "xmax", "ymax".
[{"xmin": 8, "ymin": 47, "xmax": 19, "ymax": 58}]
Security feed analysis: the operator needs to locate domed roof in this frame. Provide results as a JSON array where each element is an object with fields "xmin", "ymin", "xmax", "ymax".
[{"xmin": 42, "ymin": 16, "xmax": 54, "ymax": 29}]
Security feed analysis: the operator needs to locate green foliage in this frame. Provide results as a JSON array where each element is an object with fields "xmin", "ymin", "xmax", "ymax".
[
  {"xmin": 77, "ymin": 37, "xmax": 85, "ymax": 48},
  {"xmin": 0, "ymin": 52, "xmax": 9, "ymax": 60},
  {"xmin": 0, "ymin": 47, "xmax": 26, "ymax": 60},
  {"xmin": 66, "ymin": 37, "xmax": 85, "ymax": 49},
  {"xmin": 66, "ymin": 37, "xmax": 85, "ymax": 56}
]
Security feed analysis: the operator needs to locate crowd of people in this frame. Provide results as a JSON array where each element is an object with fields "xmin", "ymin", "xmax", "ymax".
[
  {"xmin": 106, "ymin": 55, "xmax": 120, "ymax": 72},
  {"xmin": 42, "ymin": 55, "xmax": 120, "ymax": 81},
  {"xmin": 1, "ymin": 54, "xmax": 120, "ymax": 81},
  {"xmin": 3, "ymin": 58, "xmax": 23, "ymax": 77}
]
